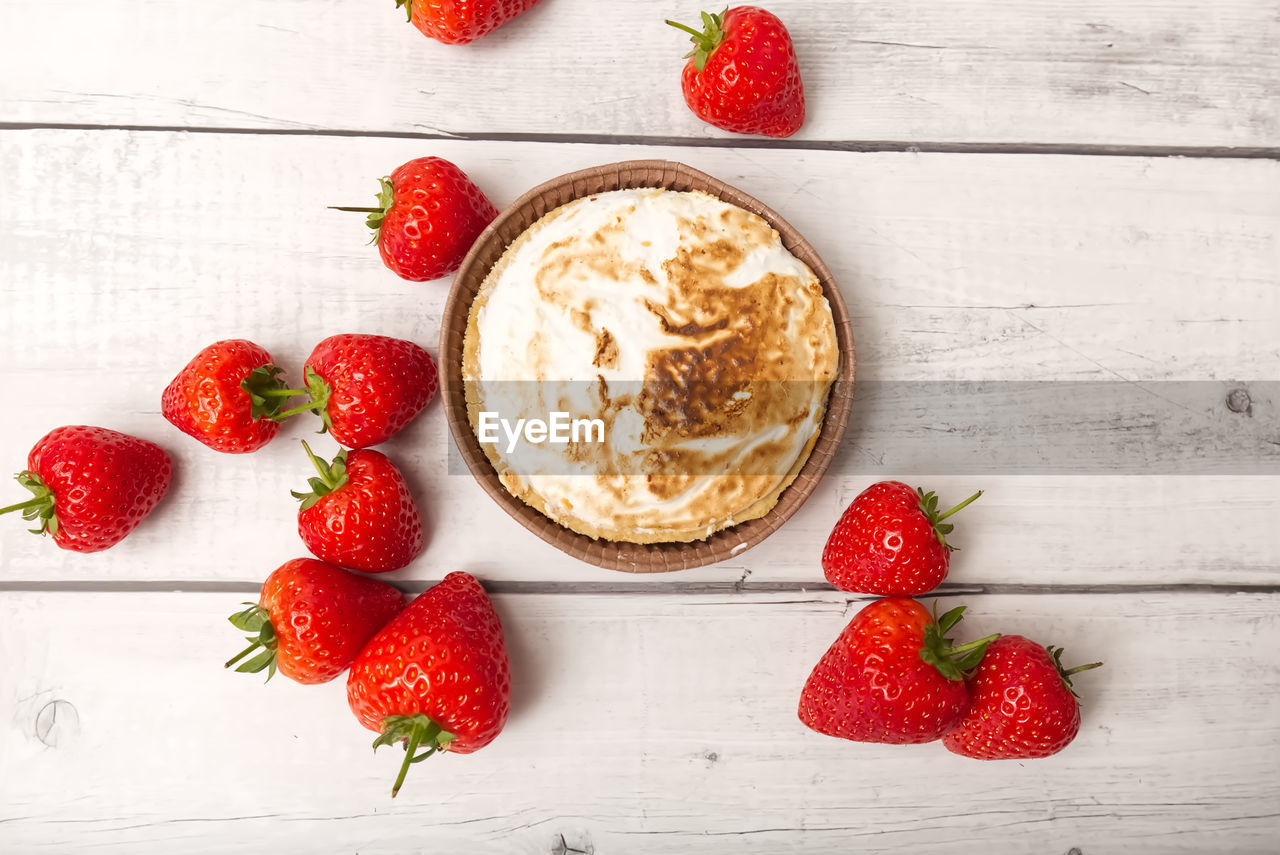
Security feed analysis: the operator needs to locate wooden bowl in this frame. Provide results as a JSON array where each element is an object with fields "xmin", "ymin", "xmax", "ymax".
[{"xmin": 440, "ymin": 160, "xmax": 855, "ymax": 572}]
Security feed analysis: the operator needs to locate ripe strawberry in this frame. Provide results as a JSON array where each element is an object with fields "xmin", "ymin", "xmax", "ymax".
[
  {"xmin": 293, "ymin": 440, "xmax": 425, "ymax": 573},
  {"xmin": 822, "ymin": 481, "xmax": 982, "ymax": 596},
  {"xmin": 162, "ymin": 339, "xmax": 293, "ymax": 453},
  {"xmin": 798, "ymin": 598, "xmax": 997, "ymax": 744},
  {"xmin": 943, "ymin": 636, "xmax": 1102, "ymax": 760},
  {"xmin": 332, "ymin": 157, "xmax": 498, "ymax": 281},
  {"xmin": 347, "ymin": 571, "xmax": 511, "ymax": 797},
  {"xmin": 1, "ymin": 425, "xmax": 171, "ymax": 553},
  {"xmin": 225, "ymin": 558, "xmax": 405, "ymax": 684},
  {"xmin": 272, "ymin": 334, "xmax": 438, "ymax": 449},
  {"xmin": 667, "ymin": 6, "xmax": 806, "ymax": 138},
  {"xmin": 394, "ymin": 0, "xmax": 542, "ymax": 45}
]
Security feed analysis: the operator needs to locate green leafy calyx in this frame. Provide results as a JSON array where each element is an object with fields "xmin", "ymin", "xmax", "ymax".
[
  {"xmin": 0, "ymin": 471, "xmax": 59, "ymax": 536},
  {"xmin": 291, "ymin": 440, "xmax": 349, "ymax": 511},
  {"xmin": 240, "ymin": 365, "xmax": 294, "ymax": 420},
  {"xmin": 224, "ymin": 603, "xmax": 279, "ymax": 682},
  {"xmin": 918, "ymin": 605, "xmax": 999, "ymax": 682},
  {"xmin": 329, "ymin": 177, "xmax": 395, "ymax": 246},
  {"xmin": 917, "ymin": 487, "xmax": 983, "ymax": 552},
  {"xmin": 374, "ymin": 713, "xmax": 456, "ymax": 797},
  {"xmin": 665, "ymin": 8, "xmax": 728, "ymax": 73},
  {"xmin": 395, "ymin": 0, "xmax": 413, "ymax": 22},
  {"xmin": 1048, "ymin": 645, "xmax": 1103, "ymax": 699}
]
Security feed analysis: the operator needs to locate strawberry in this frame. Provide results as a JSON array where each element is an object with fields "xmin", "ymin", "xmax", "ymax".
[
  {"xmin": 798, "ymin": 598, "xmax": 997, "ymax": 745},
  {"xmin": 943, "ymin": 636, "xmax": 1102, "ymax": 760},
  {"xmin": 293, "ymin": 440, "xmax": 425, "ymax": 573},
  {"xmin": 347, "ymin": 571, "xmax": 511, "ymax": 797},
  {"xmin": 161, "ymin": 339, "xmax": 293, "ymax": 454},
  {"xmin": 332, "ymin": 157, "xmax": 498, "ymax": 281},
  {"xmin": 666, "ymin": 6, "xmax": 806, "ymax": 138},
  {"xmin": 822, "ymin": 481, "xmax": 982, "ymax": 596},
  {"xmin": 225, "ymin": 558, "xmax": 405, "ymax": 684},
  {"xmin": 272, "ymin": 334, "xmax": 438, "ymax": 449},
  {"xmin": 395, "ymin": 0, "xmax": 542, "ymax": 45},
  {"xmin": 1, "ymin": 425, "xmax": 171, "ymax": 553}
]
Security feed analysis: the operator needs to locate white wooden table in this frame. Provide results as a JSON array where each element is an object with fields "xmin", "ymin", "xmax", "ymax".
[{"xmin": 2, "ymin": 1, "xmax": 1278, "ymax": 852}]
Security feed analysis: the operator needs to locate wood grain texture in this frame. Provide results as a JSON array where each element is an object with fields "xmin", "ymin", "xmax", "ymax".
[
  {"xmin": 1, "ymin": 130, "xmax": 1277, "ymax": 586},
  {"xmin": 1, "ymin": 591, "xmax": 1277, "ymax": 853},
  {"xmin": 4, "ymin": 1, "xmax": 1279, "ymax": 850},
  {"xmin": 2, "ymin": 0, "xmax": 1278, "ymax": 148}
]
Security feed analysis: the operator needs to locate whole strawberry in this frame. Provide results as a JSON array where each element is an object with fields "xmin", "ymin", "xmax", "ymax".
[
  {"xmin": 333, "ymin": 157, "xmax": 498, "ymax": 281},
  {"xmin": 1, "ymin": 425, "xmax": 171, "ymax": 553},
  {"xmin": 162, "ymin": 339, "xmax": 293, "ymax": 453},
  {"xmin": 798, "ymin": 598, "xmax": 997, "ymax": 744},
  {"xmin": 943, "ymin": 636, "xmax": 1102, "ymax": 760},
  {"xmin": 273, "ymin": 334, "xmax": 438, "ymax": 449},
  {"xmin": 667, "ymin": 6, "xmax": 805, "ymax": 138},
  {"xmin": 395, "ymin": 0, "xmax": 542, "ymax": 45},
  {"xmin": 294, "ymin": 441, "xmax": 425, "ymax": 573},
  {"xmin": 347, "ymin": 571, "xmax": 511, "ymax": 797},
  {"xmin": 822, "ymin": 481, "xmax": 982, "ymax": 596},
  {"xmin": 226, "ymin": 558, "xmax": 405, "ymax": 684}
]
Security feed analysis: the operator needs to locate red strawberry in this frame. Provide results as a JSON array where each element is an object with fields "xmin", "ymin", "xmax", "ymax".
[
  {"xmin": 822, "ymin": 481, "xmax": 982, "ymax": 596},
  {"xmin": 347, "ymin": 571, "xmax": 511, "ymax": 796},
  {"xmin": 798, "ymin": 598, "xmax": 997, "ymax": 744},
  {"xmin": 226, "ymin": 558, "xmax": 405, "ymax": 684},
  {"xmin": 162, "ymin": 339, "xmax": 293, "ymax": 454},
  {"xmin": 333, "ymin": 157, "xmax": 498, "ymax": 281},
  {"xmin": 943, "ymin": 636, "xmax": 1102, "ymax": 760},
  {"xmin": 395, "ymin": 0, "xmax": 542, "ymax": 45},
  {"xmin": 1, "ymin": 425, "xmax": 171, "ymax": 553},
  {"xmin": 273, "ymin": 334, "xmax": 438, "ymax": 449},
  {"xmin": 667, "ymin": 6, "xmax": 806, "ymax": 138},
  {"xmin": 293, "ymin": 440, "xmax": 425, "ymax": 573}
]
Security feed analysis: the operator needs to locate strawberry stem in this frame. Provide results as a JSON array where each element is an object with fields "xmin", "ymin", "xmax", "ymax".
[
  {"xmin": 0, "ymin": 496, "xmax": 47, "ymax": 515},
  {"xmin": 2, "ymin": 472, "xmax": 58, "ymax": 536},
  {"xmin": 664, "ymin": 19, "xmax": 705, "ymax": 39},
  {"xmin": 920, "ymin": 605, "xmax": 999, "ymax": 681},
  {"xmin": 392, "ymin": 726, "xmax": 423, "ymax": 798},
  {"xmin": 291, "ymin": 441, "xmax": 349, "ymax": 510},
  {"xmin": 224, "ymin": 641, "xmax": 261, "ymax": 669},
  {"xmin": 331, "ymin": 178, "xmax": 395, "ymax": 245},
  {"xmin": 934, "ymin": 489, "xmax": 983, "ymax": 523},
  {"xmin": 267, "ymin": 367, "xmax": 333, "ymax": 430},
  {"xmin": 917, "ymin": 487, "xmax": 982, "ymax": 552},
  {"xmin": 1064, "ymin": 661, "xmax": 1104, "ymax": 676},
  {"xmin": 950, "ymin": 633, "xmax": 1001, "ymax": 657},
  {"xmin": 272, "ymin": 402, "xmax": 321, "ymax": 420},
  {"xmin": 373, "ymin": 714, "xmax": 456, "ymax": 798},
  {"xmin": 1048, "ymin": 646, "xmax": 1104, "ymax": 697}
]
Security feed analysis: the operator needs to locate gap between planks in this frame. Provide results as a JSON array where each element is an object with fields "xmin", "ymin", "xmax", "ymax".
[
  {"xmin": 1, "ymin": 122, "xmax": 1278, "ymax": 161},
  {"xmin": 1, "ymin": 580, "xmax": 1277, "ymax": 596}
]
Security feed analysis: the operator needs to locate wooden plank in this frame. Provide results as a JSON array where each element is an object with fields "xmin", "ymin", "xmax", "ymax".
[
  {"xmin": 0, "ymin": 130, "xmax": 1277, "ymax": 586},
  {"xmin": 3, "ymin": 132, "xmax": 1277, "ymax": 384},
  {"xmin": 1, "ymin": 590, "xmax": 1277, "ymax": 853},
  {"xmin": 1, "ymin": 0, "xmax": 1278, "ymax": 148}
]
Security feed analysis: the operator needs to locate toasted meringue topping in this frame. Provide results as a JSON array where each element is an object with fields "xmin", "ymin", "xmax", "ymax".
[{"xmin": 464, "ymin": 188, "xmax": 838, "ymax": 543}]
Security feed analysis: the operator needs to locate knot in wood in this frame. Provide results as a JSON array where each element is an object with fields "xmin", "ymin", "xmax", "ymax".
[{"xmin": 1226, "ymin": 387, "xmax": 1252, "ymax": 415}]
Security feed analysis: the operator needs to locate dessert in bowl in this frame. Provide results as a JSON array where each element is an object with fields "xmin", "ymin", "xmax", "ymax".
[{"xmin": 442, "ymin": 161, "xmax": 854, "ymax": 571}]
